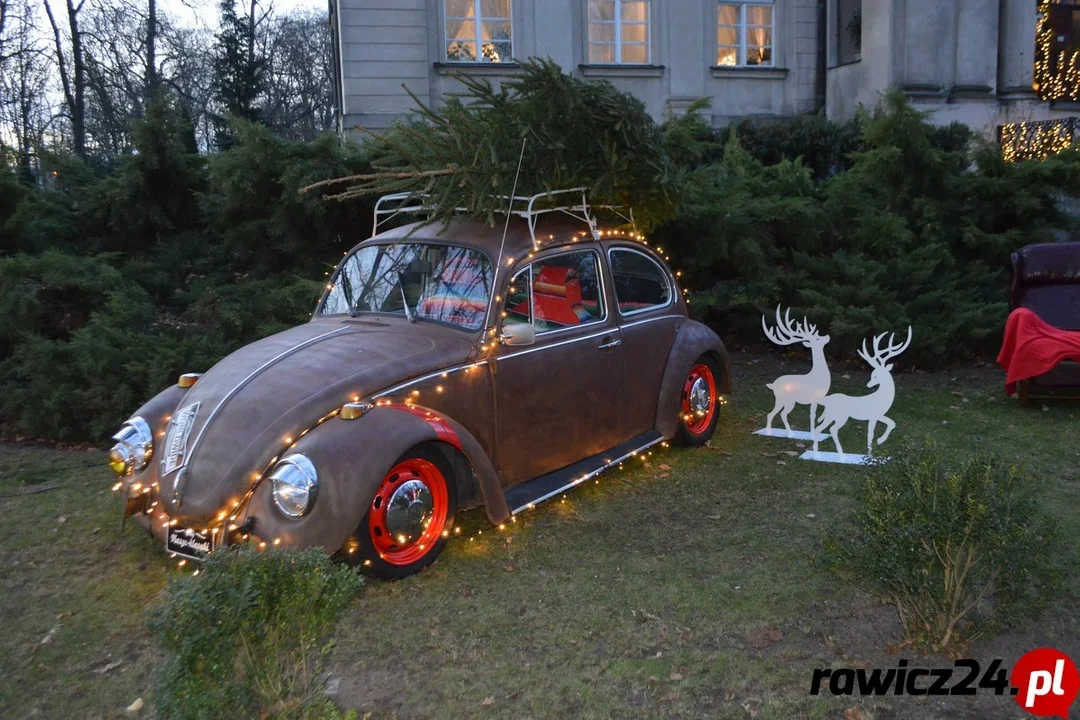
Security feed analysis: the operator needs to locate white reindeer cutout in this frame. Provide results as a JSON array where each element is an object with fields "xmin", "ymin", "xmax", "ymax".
[
  {"xmin": 810, "ymin": 327, "xmax": 912, "ymax": 461},
  {"xmin": 757, "ymin": 306, "xmax": 832, "ymax": 441}
]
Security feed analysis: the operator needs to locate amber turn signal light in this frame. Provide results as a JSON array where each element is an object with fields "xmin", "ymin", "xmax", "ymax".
[
  {"xmin": 178, "ymin": 373, "xmax": 202, "ymax": 389},
  {"xmin": 108, "ymin": 446, "xmax": 130, "ymax": 476},
  {"xmin": 340, "ymin": 402, "xmax": 371, "ymax": 420}
]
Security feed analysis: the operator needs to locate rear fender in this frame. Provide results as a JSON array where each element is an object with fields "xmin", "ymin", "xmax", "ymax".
[
  {"xmin": 243, "ymin": 405, "xmax": 508, "ymax": 552},
  {"xmin": 654, "ymin": 320, "xmax": 733, "ymax": 439}
]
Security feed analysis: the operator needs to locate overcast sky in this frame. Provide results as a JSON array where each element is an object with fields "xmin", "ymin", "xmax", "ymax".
[
  {"xmin": 158, "ymin": 0, "xmax": 328, "ymax": 30},
  {"xmin": 40, "ymin": 0, "xmax": 330, "ymax": 33}
]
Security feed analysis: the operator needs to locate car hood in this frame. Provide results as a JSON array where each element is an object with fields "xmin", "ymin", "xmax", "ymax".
[{"xmin": 158, "ymin": 317, "xmax": 477, "ymax": 522}]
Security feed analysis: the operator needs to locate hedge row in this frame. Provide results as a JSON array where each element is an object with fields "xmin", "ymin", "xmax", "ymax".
[{"xmin": 2, "ymin": 91, "xmax": 1079, "ymax": 442}]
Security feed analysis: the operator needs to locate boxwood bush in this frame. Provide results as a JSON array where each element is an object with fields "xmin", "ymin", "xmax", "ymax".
[
  {"xmin": 148, "ymin": 548, "xmax": 363, "ymax": 720},
  {"xmin": 826, "ymin": 441, "xmax": 1059, "ymax": 654}
]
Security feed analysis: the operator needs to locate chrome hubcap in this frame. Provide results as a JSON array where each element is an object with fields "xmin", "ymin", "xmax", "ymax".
[
  {"xmin": 384, "ymin": 479, "xmax": 434, "ymax": 544},
  {"xmin": 689, "ymin": 377, "xmax": 711, "ymax": 417}
]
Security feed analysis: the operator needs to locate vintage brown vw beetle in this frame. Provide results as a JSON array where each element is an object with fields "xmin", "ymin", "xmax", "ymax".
[{"xmin": 108, "ymin": 193, "xmax": 732, "ymax": 578}]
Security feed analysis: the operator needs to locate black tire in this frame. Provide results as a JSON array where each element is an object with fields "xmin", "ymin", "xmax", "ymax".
[
  {"xmin": 675, "ymin": 355, "xmax": 723, "ymax": 447},
  {"xmin": 349, "ymin": 443, "xmax": 458, "ymax": 580}
]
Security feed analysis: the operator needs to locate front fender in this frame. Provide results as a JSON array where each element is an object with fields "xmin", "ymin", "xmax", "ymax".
[
  {"xmin": 654, "ymin": 320, "xmax": 733, "ymax": 439},
  {"xmin": 243, "ymin": 405, "xmax": 509, "ymax": 553}
]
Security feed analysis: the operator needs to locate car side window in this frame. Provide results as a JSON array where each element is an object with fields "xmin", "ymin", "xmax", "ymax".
[
  {"xmin": 503, "ymin": 268, "xmax": 532, "ymax": 326},
  {"xmin": 609, "ymin": 248, "xmax": 672, "ymax": 315},
  {"xmin": 527, "ymin": 251, "xmax": 605, "ymax": 333}
]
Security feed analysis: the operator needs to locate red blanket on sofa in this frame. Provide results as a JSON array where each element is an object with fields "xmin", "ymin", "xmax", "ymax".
[{"xmin": 997, "ymin": 307, "xmax": 1080, "ymax": 395}]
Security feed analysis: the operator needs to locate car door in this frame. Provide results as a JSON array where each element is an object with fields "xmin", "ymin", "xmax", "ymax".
[
  {"xmin": 492, "ymin": 246, "xmax": 627, "ymax": 485},
  {"xmin": 607, "ymin": 244, "xmax": 680, "ymax": 437}
]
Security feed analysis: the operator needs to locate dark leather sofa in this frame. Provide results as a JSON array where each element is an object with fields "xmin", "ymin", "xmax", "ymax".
[{"xmin": 1009, "ymin": 241, "xmax": 1080, "ymax": 405}]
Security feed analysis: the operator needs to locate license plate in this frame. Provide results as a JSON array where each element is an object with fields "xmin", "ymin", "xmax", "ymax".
[{"xmin": 166, "ymin": 526, "xmax": 213, "ymax": 560}]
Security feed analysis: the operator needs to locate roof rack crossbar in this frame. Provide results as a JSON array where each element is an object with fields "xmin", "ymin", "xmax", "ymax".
[{"xmin": 371, "ymin": 188, "xmax": 636, "ymax": 246}]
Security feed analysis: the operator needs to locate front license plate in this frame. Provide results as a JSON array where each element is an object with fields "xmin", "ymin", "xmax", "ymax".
[{"xmin": 166, "ymin": 526, "xmax": 213, "ymax": 560}]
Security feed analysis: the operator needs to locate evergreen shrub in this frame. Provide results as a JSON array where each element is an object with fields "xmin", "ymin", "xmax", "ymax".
[
  {"xmin": 825, "ymin": 440, "xmax": 1059, "ymax": 654},
  {"xmin": 148, "ymin": 547, "xmax": 363, "ymax": 720}
]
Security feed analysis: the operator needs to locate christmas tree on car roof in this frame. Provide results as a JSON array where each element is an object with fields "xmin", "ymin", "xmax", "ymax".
[{"xmin": 303, "ymin": 58, "xmax": 707, "ymax": 231}]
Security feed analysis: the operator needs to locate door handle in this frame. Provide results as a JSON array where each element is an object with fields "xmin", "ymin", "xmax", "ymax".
[{"xmin": 597, "ymin": 338, "xmax": 622, "ymax": 350}]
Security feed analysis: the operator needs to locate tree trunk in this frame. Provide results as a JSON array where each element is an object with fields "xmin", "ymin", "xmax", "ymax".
[
  {"xmin": 67, "ymin": 0, "xmax": 85, "ymax": 157},
  {"xmin": 43, "ymin": 0, "xmax": 86, "ymax": 157},
  {"xmin": 145, "ymin": 0, "xmax": 157, "ymax": 101}
]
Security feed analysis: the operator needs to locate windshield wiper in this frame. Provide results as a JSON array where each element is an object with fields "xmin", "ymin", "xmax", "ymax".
[{"xmin": 398, "ymin": 272, "xmax": 417, "ymax": 323}]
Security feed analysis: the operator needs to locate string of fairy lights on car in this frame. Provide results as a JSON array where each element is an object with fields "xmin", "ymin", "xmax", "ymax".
[{"xmin": 113, "ymin": 225, "xmax": 725, "ymax": 570}]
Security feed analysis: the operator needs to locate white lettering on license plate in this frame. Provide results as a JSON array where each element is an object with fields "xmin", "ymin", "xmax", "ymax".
[{"xmin": 166, "ymin": 527, "xmax": 213, "ymax": 559}]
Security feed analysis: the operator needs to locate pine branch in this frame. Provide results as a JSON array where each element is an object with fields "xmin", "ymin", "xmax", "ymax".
[{"xmin": 302, "ymin": 57, "xmax": 695, "ymax": 229}]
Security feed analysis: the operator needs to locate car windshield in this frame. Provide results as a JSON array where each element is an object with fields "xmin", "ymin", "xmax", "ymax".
[{"xmin": 320, "ymin": 243, "xmax": 494, "ymax": 331}]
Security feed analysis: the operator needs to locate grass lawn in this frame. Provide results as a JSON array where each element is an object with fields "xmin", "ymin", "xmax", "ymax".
[{"xmin": 1, "ymin": 352, "xmax": 1077, "ymax": 719}]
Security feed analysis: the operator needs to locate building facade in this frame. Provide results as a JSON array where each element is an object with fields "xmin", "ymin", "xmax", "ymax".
[
  {"xmin": 330, "ymin": 0, "xmax": 1080, "ymax": 141},
  {"xmin": 331, "ymin": 0, "xmax": 824, "ymax": 132}
]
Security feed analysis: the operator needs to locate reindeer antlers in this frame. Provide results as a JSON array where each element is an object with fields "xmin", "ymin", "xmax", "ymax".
[
  {"xmin": 858, "ymin": 326, "xmax": 913, "ymax": 368},
  {"xmin": 761, "ymin": 305, "xmax": 820, "ymax": 346}
]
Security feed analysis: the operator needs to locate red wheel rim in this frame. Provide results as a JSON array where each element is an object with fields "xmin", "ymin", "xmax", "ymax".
[
  {"xmin": 368, "ymin": 458, "xmax": 449, "ymax": 566},
  {"xmin": 682, "ymin": 363, "xmax": 717, "ymax": 435}
]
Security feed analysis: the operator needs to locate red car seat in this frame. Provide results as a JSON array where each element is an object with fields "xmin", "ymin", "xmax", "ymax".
[{"xmin": 509, "ymin": 266, "xmax": 588, "ymax": 327}]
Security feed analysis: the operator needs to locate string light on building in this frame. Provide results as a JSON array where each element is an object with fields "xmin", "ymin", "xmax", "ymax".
[{"xmin": 1034, "ymin": 0, "xmax": 1080, "ymax": 103}]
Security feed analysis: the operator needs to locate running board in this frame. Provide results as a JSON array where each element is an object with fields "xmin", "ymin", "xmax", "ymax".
[{"xmin": 504, "ymin": 430, "xmax": 664, "ymax": 514}]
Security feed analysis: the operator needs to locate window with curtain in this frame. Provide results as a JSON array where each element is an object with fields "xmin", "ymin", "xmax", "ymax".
[
  {"xmin": 717, "ymin": 2, "xmax": 774, "ymax": 67},
  {"xmin": 588, "ymin": 0, "xmax": 650, "ymax": 64},
  {"xmin": 445, "ymin": 0, "xmax": 513, "ymax": 62}
]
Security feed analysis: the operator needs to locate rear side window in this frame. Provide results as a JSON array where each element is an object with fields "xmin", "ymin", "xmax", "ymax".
[{"xmin": 609, "ymin": 248, "xmax": 672, "ymax": 315}]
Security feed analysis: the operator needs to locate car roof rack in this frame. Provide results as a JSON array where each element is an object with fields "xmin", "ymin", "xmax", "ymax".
[{"xmin": 372, "ymin": 187, "xmax": 636, "ymax": 250}]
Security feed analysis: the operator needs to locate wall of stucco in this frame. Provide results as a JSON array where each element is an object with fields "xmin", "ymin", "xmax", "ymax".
[
  {"xmin": 336, "ymin": 0, "xmax": 824, "ymax": 134},
  {"xmin": 824, "ymin": 0, "xmax": 1072, "ymax": 137}
]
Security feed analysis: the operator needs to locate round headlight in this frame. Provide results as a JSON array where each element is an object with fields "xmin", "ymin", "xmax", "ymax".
[
  {"xmin": 109, "ymin": 417, "xmax": 153, "ymax": 475},
  {"xmin": 270, "ymin": 455, "xmax": 318, "ymax": 518}
]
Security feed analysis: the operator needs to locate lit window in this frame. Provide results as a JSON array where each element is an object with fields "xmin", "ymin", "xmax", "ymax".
[
  {"xmin": 445, "ymin": 0, "xmax": 512, "ymax": 63},
  {"xmin": 717, "ymin": 2, "xmax": 773, "ymax": 67},
  {"xmin": 588, "ymin": 0, "xmax": 650, "ymax": 65}
]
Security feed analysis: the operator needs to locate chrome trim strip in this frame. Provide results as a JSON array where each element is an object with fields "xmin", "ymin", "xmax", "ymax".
[
  {"xmin": 174, "ymin": 326, "xmax": 350, "ymax": 501},
  {"xmin": 620, "ymin": 314, "xmax": 682, "ymax": 329},
  {"xmin": 510, "ymin": 434, "xmax": 664, "ymax": 514},
  {"xmin": 371, "ymin": 361, "xmax": 482, "ymax": 400},
  {"xmin": 497, "ymin": 327, "xmax": 614, "ymax": 360}
]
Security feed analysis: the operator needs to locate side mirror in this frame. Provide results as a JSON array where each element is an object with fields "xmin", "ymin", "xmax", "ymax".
[{"xmin": 499, "ymin": 323, "xmax": 535, "ymax": 347}]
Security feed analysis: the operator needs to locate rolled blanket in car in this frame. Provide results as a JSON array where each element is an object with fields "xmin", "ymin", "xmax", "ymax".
[{"xmin": 997, "ymin": 307, "xmax": 1080, "ymax": 395}]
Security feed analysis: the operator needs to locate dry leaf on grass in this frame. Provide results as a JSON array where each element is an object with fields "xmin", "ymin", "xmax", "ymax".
[
  {"xmin": 745, "ymin": 625, "xmax": 783, "ymax": 649},
  {"xmin": 844, "ymin": 706, "xmax": 873, "ymax": 720},
  {"xmin": 480, "ymin": 696, "xmax": 495, "ymax": 706},
  {"xmin": 95, "ymin": 660, "xmax": 123, "ymax": 674}
]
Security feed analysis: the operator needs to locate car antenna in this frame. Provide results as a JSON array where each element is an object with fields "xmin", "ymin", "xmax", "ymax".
[{"xmin": 484, "ymin": 135, "xmax": 528, "ymax": 338}]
